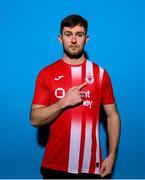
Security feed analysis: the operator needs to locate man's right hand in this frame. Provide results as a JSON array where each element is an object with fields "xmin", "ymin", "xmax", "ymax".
[
  {"xmin": 30, "ymin": 82, "xmax": 87, "ymax": 127},
  {"xmin": 58, "ymin": 82, "xmax": 87, "ymax": 109}
]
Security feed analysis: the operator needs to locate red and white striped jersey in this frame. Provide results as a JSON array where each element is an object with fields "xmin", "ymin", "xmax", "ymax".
[{"xmin": 32, "ymin": 59, "xmax": 115, "ymax": 174}]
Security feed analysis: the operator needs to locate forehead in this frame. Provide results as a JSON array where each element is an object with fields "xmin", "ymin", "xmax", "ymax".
[{"xmin": 62, "ymin": 25, "xmax": 85, "ymax": 33}]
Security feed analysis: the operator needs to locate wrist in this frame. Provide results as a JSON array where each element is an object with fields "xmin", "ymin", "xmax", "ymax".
[
  {"xmin": 108, "ymin": 152, "xmax": 116, "ymax": 159},
  {"xmin": 57, "ymin": 99, "xmax": 67, "ymax": 110}
]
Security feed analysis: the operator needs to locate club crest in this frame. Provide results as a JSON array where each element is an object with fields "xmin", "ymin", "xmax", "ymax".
[{"xmin": 85, "ymin": 73, "xmax": 94, "ymax": 84}]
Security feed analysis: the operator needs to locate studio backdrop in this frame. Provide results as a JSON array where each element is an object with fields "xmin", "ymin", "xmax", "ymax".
[{"xmin": 0, "ymin": 0, "xmax": 144, "ymax": 178}]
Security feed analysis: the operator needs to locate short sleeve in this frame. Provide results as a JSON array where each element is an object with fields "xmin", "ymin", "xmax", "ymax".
[
  {"xmin": 101, "ymin": 70, "xmax": 115, "ymax": 105},
  {"xmin": 32, "ymin": 70, "xmax": 50, "ymax": 105}
]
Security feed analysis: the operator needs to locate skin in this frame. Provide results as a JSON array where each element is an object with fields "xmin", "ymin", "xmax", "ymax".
[
  {"xmin": 58, "ymin": 25, "xmax": 89, "ymax": 64},
  {"xmin": 30, "ymin": 25, "xmax": 120, "ymax": 177},
  {"xmin": 99, "ymin": 104, "xmax": 120, "ymax": 177}
]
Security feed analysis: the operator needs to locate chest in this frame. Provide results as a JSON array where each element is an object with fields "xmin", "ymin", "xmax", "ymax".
[{"xmin": 46, "ymin": 64, "xmax": 101, "ymax": 108}]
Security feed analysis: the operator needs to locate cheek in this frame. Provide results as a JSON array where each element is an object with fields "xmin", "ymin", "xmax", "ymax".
[
  {"xmin": 62, "ymin": 39, "xmax": 70, "ymax": 46},
  {"xmin": 79, "ymin": 40, "xmax": 86, "ymax": 47}
]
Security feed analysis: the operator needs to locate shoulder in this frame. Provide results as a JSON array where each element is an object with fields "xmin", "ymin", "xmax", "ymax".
[
  {"xmin": 87, "ymin": 59, "xmax": 104, "ymax": 70},
  {"xmin": 87, "ymin": 59, "xmax": 111, "ymax": 80},
  {"xmin": 87, "ymin": 59, "xmax": 106, "ymax": 73},
  {"xmin": 38, "ymin": 59, "xmax": 62, "ymax": 76}
]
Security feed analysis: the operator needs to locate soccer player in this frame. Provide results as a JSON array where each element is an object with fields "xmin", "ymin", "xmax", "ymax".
[{"xmin": 30, "ymin": 14, "xmax": 120, "ymax": 179}]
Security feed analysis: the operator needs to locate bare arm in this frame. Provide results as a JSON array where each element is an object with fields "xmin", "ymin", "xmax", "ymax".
[
  {"xmin": 100, "ymin": 103, "xmax": 120, "ymax": 177},
  {"xmin": 30, "ymin": 82, "xmax": 87, "ymax": 127},
  {"xmin": 30, "ymin": 102, "xmax": 63, "ymax": 127}
]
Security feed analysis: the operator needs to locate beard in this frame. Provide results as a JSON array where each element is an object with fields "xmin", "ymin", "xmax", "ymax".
[{"xmin": 63, "ymin": 45, "xmax": 84, "ymax": 59}]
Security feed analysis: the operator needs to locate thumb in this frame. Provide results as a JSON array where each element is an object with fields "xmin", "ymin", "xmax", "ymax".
[{"xmin": 99, "ymin": 163, "xmax": 106, "ymax": 176}]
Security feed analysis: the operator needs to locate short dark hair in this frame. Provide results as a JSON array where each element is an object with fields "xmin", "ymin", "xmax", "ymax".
[{"xmin": 60, "ymin": 14, "xmax": 88, "ymax": 35}]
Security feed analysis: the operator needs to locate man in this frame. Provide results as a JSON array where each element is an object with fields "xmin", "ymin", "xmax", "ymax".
[{"xmin": 30, "ymin": 14, "xmax": 120, "ymax": 179}]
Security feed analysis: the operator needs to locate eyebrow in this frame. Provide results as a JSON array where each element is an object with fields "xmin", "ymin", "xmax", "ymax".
[{"xmin": 63, "ymin": 31, "xmax": 85, "ymax": 34}]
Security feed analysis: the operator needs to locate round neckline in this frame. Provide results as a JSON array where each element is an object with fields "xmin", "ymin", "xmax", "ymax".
[{"xmin": 61, "ymin": 58, "xmax": 87, "ymax": 67}]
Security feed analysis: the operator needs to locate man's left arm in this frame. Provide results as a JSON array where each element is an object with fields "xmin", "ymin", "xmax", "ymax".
[{"xmin": 99, "ymin": 103, "xmax": 120, "ymax": 177}]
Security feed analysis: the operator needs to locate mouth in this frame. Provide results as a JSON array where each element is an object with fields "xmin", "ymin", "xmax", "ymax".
[{"xmin": 69, "ymin": 45, "xmax": 79, "ymax": 50}]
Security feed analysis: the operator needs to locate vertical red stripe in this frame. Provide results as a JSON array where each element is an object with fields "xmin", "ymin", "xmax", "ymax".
[{"xmin": 89, "ymin": 115, "xmax": 98, "ymax": 173}]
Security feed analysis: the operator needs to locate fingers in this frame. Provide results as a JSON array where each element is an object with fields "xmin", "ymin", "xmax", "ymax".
[
  {"xmin": 99, "ymin": 163, "xmax": 105, "ymax": 176},
  {"xmin": 70, "ymin": 82, "xmax": 87, "ymax": 91},
  {"xmin": 99, "ymin": 158, "xmax": 113, "ymax": 177},
  {"xmin": 80, "ymin": 91, "xmax": 85, "ymax": 99},
  {"xmin": 99, "ymin": 164, "xmax": 107, "ymax": 177},
  {"xmin": 64, "ymin": 83, "xmax": 87, "ymax": 107},
  {"xmin": 77, "ymin": 82, "xmax": 87, "ymax": 90}
]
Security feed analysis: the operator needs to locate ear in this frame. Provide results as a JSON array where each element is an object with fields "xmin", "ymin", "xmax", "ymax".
[
  {"xmin": 85, "ymin": 35, "xmax": 89, "ymax": 44},
  {"xmin": 58, "ymin": 35, "xmax": 63, "ymax": 44}
]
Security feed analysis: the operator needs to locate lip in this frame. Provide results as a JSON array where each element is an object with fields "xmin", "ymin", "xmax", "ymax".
[
  {"xmin": 69, "ymin": 47, "xmax": 78, "ymax": 51},
  {"xmin": 69, "ymin": 45, "xmax": 79, "ymax": 49}
]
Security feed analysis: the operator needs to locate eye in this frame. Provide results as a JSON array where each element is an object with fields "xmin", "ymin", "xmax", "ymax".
[
  {"xmin": 76, "ymin": 33, "xmax": 84, "ymax": 38},
  {"xmin": 64, "ymin": 32, "xmax": 72, "ymax": 37}
]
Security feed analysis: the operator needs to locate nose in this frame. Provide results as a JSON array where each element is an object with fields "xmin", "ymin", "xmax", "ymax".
[{"xmin": 71, "ymin": 35, "xmax": 77, "ymax": 43}]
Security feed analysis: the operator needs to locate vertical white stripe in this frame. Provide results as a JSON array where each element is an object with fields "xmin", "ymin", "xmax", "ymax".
[
  {"xmin": 82, "ymin": 120, "xmax": 92, "ymax": 172},
  {"xmin": 71, "ymin": 66, "xmax": 81, "ymax": 84},
  {"xmin": 99, "ymin": 66, "xmax": 104, "ymax": 84},
  {"xmin": 81, "ymin": 60, "xmax": 94, "ymax": 172},
  {"xmin": 68, "ymin": 66, "xmax": 82, "ymax": 173},
  {"xmin": 86, "ymin": 60, "xmax": 94, "ymax": 78},
  {"xmin": 68, "ymin": 121, "xmax": 82, "ymax": 173},
  {"xmin": 95, "ymin": 66, "xmax": 104, "ymax": 174}
]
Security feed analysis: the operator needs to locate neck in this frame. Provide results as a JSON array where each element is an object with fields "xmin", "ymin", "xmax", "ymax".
[{"xmin": 63, "ymin": 54, "xmax": 86, "ymax": 65}]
